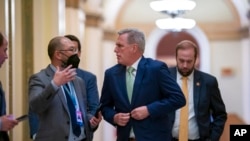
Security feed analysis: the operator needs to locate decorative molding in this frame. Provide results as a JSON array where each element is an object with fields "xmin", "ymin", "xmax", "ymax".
[
  {"xmin": 66, "ymin": 0, "xmax": 79, "ymax": 9},
  {"xmin": 198, "ymin": 22, "xmax": 249, "ymax": 40},
  {"xmin": 103, "ymin": 29, "xmax": 116, "ymax": 41},
  {"xmin": 119, "ymin": 22, "xmax": 249, "ymax": 41},
  {"xmin": 85, "ymin": 12, "xmax": 103, "ymax": 27}
]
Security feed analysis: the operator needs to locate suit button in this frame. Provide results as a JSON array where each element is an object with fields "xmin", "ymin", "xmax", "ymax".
[
  {"xmin": 65, "ymin": 136, "xmax": 68, "ymax": 139},
  {"xmin": 67, "ymin": 121, "xmax": 70, "ymax": 124}
]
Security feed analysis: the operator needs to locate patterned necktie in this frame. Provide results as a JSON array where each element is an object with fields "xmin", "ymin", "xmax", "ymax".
[
  {"xmin": 126, "ymin": 67, "xmax": 135, "ymax": 102},
  {"xmin": 63, "ymin": 83, "xmax": 81, "ymax": 137},
  {"xmin": 179, "ymin": 77, "xmax": 189, "ymax": 141}
]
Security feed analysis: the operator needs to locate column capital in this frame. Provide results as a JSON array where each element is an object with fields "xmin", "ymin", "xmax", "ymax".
[
  {"xmin": 85, "ymin": 11, "xmax": 103, "ymax": 27},
  {"xmin": 66, "ymin": 0, "xmax": 79, "ymax": 9},
  {"xmin": 103, "ymin": 28, "xmax": 116, "ymax": 41}
]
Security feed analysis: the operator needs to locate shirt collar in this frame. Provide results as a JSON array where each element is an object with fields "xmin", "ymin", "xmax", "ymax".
[
  {"xmin": 177, "ymin": 69, "xmax": 194, "ymax": 81},
  {"xmin": 127, "ymin": 57, "xmax": 141, "ymax": 71},
  {"xmin": 49, "ymin": 64, "xmax": 57, "ymax": 72}
]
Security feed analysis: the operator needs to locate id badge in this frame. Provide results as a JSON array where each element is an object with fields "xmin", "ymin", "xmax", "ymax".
[{"xmin": 76, "ymin": 110, "xmax": 83, "ymax": 126}]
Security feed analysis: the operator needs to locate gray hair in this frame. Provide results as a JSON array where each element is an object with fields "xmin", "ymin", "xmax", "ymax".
[{"xmin": 118, "ymin": 28, "xmax": 145, "ymax": 53}]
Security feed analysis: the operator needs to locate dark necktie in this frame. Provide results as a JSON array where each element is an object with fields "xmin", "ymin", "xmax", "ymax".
[{"xmin": 63, "ymin": 83, "xmax": 81, "ymax": 137}]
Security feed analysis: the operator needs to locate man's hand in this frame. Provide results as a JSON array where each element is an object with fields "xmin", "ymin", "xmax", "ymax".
[
  {"xmin": 113, "ymin": 113, "xmax": 130, "ymax": 126},
  {"xmin": 0, "ymin": 115, "xmax": 18, "ymax": 131},
  {"xmin": 90, "ymin": 112, "xmax": 102, "ymax": 128},
  {"xmin": 53, "ymin": 65, "xmax": 76, "ymax": 86},
  {"xmin": 131, "ymin": 106, "xmax": 149, "ymax": 120}
]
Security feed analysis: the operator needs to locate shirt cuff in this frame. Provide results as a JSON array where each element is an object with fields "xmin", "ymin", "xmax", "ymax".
[
  {"xmin": 51, "ymin": 80, "xmax": 60, "ymax": 90},
  {"xmin": 0, "ymin": 118, "xmax": 2, "ymax": 130}
]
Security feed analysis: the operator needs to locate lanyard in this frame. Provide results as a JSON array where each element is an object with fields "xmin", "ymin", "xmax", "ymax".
[{"xmin": 63, "ymin": 82, "xmax": 79, "ymax": 110}]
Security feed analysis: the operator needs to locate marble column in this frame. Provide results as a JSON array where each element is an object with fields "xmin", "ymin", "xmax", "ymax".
[
  {"xmin": 84, "ymin": 8, "xmax": 104, "ymax": 141},
  {"xmin": 102, "ymin": 28, "xmax": 117, "ymax": 141}
]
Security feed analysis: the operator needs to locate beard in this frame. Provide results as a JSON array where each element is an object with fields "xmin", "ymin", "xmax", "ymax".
[{"xmin": 177, "ymin": 66, "xmax": 194, "ymax": 77}]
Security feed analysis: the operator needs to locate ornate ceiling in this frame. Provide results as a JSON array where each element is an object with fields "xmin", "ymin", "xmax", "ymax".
[{"xmin": 102, "ymin": 0, "xmax": 249, "ymax": 40}]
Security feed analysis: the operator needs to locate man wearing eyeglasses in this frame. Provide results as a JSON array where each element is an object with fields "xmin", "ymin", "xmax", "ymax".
[
  {"xmin": 28, "ymin": 35, "xmax": 102, "ymax": 141},
  {"xmin": 28, "ymin": 36, "xmax": 99, "ymax": 141}
]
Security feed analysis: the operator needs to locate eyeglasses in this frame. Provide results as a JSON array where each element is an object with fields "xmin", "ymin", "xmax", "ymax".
[{"xmin": 59, "ymin": 48, "xmax": 78, "ymax": 54}]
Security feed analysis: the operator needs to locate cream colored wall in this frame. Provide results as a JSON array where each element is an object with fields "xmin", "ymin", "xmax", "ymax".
[
  {"xmin": 33, "ymin": 0, "xmax": 66, "ymax": 73},
  {"xmin": 210, "ymin": 41, "xmax": 243, "ymax": 118},
  {"xmin": 242, "ymin": 39, "xmax": 250, "ymax": 123}
]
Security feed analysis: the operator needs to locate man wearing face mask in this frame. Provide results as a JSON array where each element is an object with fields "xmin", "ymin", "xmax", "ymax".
[
  {"xmin": 28, "ymin": 35, "xmax": 102, "ymax": 141},
  {"xmin": 28, "ymin": 36, "xmax": 99, "ymax": 141},
  {"xmin": 64, "ymin": 34, "xmax": 102, "ymax": 124}
]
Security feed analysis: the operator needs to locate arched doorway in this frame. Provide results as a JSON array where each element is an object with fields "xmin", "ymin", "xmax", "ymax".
[
  {"xmin": 156, "ymin": 31, "xmax": 200, "ymax": 68},
  {"xmin": 145, "ymin": 27, "xmax": 210, "ymax": 73}
]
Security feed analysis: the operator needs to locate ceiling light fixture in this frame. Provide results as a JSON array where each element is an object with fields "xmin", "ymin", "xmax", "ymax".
[
  {"xmin": 150, "ymin": 0, "xmax": 196, "ymax": 30},
  {"xmin": 156, "ymin": 17, "xmax": 196, "ymax": 31}
]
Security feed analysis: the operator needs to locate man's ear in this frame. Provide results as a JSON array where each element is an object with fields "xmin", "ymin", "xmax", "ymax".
[
  {"xmin": 54, "ymin": 51, "xmax": 62, "ymax": 60},
  {"xmin": 77, "ymin": 52, "xmax": 81, "ymax": 58},
  {"xmin": 132, "ymin": 44, "xmax": 138, "ymax": 53}
]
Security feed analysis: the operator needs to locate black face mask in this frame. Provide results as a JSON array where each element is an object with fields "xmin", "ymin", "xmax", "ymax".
[
  {"xmin": 61, "ymin": 54, "xmax": 80, "ymax": 68},
  {"xmin": 67, "ymin": 54, "xmax": 80, "ymax": 68}
]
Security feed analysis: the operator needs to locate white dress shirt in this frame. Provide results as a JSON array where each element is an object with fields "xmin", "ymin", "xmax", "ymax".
[{"xmin": 172, "ymin": 71, "xmax": 200, "ymax": 140}]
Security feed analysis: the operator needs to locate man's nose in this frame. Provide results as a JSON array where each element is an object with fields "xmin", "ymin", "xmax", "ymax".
[
  {"xmin": 183, "ymin": 62, "xmax": 188, "ymax": 67},
  {"xmin": 114, "ymin": 47, "xmax": 118, "ymax": 53}
]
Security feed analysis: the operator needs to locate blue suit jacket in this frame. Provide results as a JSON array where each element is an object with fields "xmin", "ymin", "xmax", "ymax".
[
  {"xmin": 0, "ymin": 82, "xmax": 9, "ymax": 141},
  {"xmin": 168, "ymin": 67, "xmax": 227, "ymax": 141},
  {"xmin": 28, "ymin": 68, "xmax": 99, "ymax": 139},
  {"xmin": 100, "ymin": 57, "xmax": 186, "ymax": 141}
]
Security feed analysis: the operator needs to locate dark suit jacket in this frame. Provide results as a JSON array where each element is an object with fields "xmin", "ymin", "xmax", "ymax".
[
  {"xmin": 76, "ymin": 69, "xmax": 99, "ymax": 117},
  {"xmin": 29, "ymin": 65, "xmax": 92, "ymax": 141},
  {"xmin": 28, "ymin": 68, "xmax": 99, "ymax": 140},
  {"xmin": 0, "ymin": 82, "xmax": 9, "ymax": 141},
  {"xmin": 100, "ymin": 57, "xmax": 186, "ymax": 141},
  {"xmin": 169, "ymin": 67, "xmax": 227, "ymax": 141}
]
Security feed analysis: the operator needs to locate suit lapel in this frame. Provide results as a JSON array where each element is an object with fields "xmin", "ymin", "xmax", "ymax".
[
  {"xmin": 193, "ymin": 70, "xmax": 201, "ymax": 115},
  {"xmin": 44, "ymin": 65, "xmax": 69, "ymax": 115},
  {"xmin": 169, "ymin": 67, "xmax": 177, "ymax": 80},
  {"xmin": 131, "ymin": 57, "xmax": 146, "ymax": 105},
  {"xmin": 115, "ymin": 65, "xmax": 130, "ymax": 104}
]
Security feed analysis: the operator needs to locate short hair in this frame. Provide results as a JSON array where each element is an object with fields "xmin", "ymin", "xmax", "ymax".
[
  {"xmin": 118, "ymin": 28, "xmax": 145, "ymax": 53},
  {"xmin": 0, "ymin": 31, "xmax": 4, "ymax": 47},
  {"xmin": 175, "ymin": 40, "xmax": 198, "ymax": 59},
  {"xmin": 47, "ymin": 36, "xmax": 65, "ymax": 60},
  {"xmin": 64, "ymin": 34, "xmax": 81, "ymax": 52}
]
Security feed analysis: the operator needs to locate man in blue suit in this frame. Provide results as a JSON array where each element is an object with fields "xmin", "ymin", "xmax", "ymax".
[
  {"xmin": 169, "ymin": 40, "xmax": 227, "ymax": 141},
  {"xmin": 100, "ymin": 28, "xmax": 186, "ymax": 141},
  {"xmin": 0, "ymin": 31, "xmax": 18, "ymax": 141},
  {"xmin": 28, "ymin": 34, "xmax": 101, "ymax": 140}
]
